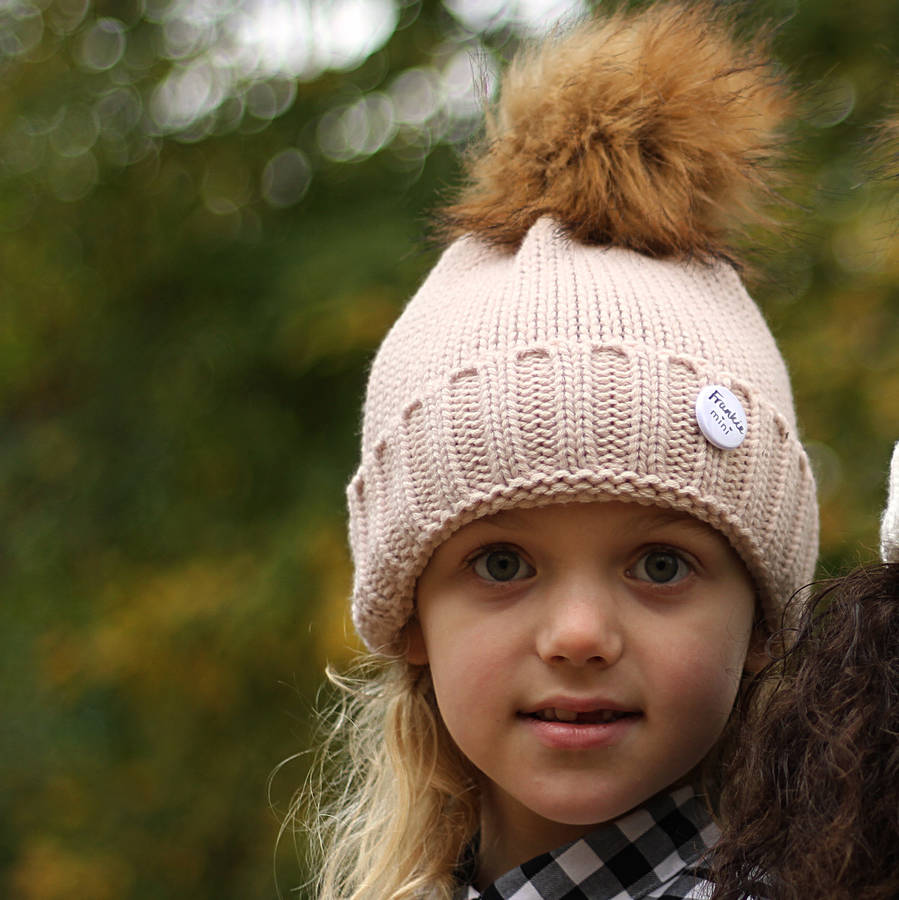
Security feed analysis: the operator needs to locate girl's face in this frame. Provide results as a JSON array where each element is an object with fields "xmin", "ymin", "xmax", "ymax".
[{"xmin": 407, "ymin": 500, "xmax": 756, "ymax": 866}]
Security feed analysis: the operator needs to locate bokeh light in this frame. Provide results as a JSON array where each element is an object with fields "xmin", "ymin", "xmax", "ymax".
[
  {"xmin": 261, "ymin": 147, "xmax": 310, "ymax": 207},
  {"xmin": 77, "ymin": 17, "xmax": 127, "ymax": 71}
]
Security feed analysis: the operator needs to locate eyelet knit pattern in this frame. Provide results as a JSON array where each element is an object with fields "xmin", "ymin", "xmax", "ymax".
[{"xmin": 348, "ymin": 219, "xmax": 818, "ymax": 652}]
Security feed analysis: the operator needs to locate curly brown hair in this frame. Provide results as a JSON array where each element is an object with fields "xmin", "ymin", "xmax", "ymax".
[{"xmin": 709, "ymin": 563, "xmax": 899, "ymax": 900}]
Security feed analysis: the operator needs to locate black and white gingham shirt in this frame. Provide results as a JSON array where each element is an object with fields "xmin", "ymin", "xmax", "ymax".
[{"xmin": 456, "ymin": 785, "xmax": 717, "ymax": 900}]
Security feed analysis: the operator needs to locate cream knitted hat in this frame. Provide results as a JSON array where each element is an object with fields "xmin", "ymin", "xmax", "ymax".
[
  {"xmin": 348, "ymin": 225, "xmax": 818, "ymax": 650},
  {"xmin": 347, "ymin": 4, "xmax": 819, "ymax": 652}
]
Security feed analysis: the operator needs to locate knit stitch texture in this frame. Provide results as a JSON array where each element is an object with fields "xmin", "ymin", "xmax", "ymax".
[{"xmin": 348, "ymin": 219, "xmax": 818, "ymax": 652}]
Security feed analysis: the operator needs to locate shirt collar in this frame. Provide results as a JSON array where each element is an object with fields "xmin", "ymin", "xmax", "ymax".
[{"xmin": 457, "ymin": 785, "xmax": 718, "ymax": 900}]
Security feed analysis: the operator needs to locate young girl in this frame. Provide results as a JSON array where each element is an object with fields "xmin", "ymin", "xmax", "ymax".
[
  {"xmin": 708, "ymin": 442, "xmax": 899, "ymax": 900},
  {"xmin": 304, "ymin": 4, "xmax": 818, "ymax": 898}
]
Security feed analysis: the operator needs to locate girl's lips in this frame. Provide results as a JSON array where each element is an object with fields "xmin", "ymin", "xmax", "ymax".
[
  {"xmin": 520, "ymin": 711, "xmax": 641, "ymax": 750},
  {"xmin": 530, "ymin": 707, "xmax": 633, "ymax": 724},
  {"xmin": 522, "ymin": 697, "xmax": 638, "ymax": 720}
]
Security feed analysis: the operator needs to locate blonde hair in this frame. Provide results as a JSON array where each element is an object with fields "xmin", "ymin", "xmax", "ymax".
[{"xmin": 292, "ymin": 656, "xmax": 479, "ymax": 900}]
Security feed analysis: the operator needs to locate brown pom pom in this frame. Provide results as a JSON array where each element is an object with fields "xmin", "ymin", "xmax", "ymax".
[{"xmin": 440, "ymin": 2, "xmax": 792, "ymax": 265}]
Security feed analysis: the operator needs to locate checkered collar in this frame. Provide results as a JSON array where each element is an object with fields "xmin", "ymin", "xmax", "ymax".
[{"xmin": 456, "ymin": 785, "xmax": 718, "ymax": 900}]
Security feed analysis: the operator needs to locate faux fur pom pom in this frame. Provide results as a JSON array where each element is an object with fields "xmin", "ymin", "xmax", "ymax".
[{"xmin": 441, "ymin": 2, "xmax": 791, "ymax": 264}]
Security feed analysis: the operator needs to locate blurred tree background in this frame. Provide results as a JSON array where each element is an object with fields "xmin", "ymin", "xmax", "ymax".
[{"xmin": 0, "ymin": 0, "xmax": 896, "ymax": 897}]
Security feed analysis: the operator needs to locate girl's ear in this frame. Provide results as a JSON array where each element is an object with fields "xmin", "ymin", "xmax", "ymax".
[
  {"xmin": 743, "ymin": 622, "xmax": 770, "ymax": 675},
  {"xmin": 402, "ymin": 616, "xmax": 429, "ymax": 666}
]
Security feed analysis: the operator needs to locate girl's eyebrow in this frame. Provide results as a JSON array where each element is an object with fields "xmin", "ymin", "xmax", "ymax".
[
  {"xmin": 626, "ymin": 511, "xmax": 726, "ymax": 547},
  {"xmin": 478, "ymin": 509, "xmax": 531, "ymax": 530},
  {"xmin": 482, "ymin": 506, "xmax": 716, "ymax": 536},
  {"xmin": 631, "ymin": 509, "xmax": 714, "ymax": 533}
]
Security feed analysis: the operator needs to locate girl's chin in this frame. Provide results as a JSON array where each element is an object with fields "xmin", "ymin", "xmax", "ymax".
[{"xmin": 491, "ymin": 788, "xmax": 647, "ymax": 832}]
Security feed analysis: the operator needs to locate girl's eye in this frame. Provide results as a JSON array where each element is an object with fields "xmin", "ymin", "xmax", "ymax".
[
  {"xmin": 472, "ymin": 548, "xmax": 534, "ymax": 583},
  {"xmin": 631, "ymin": 550, "xmax": 690, "ymax": 585}
]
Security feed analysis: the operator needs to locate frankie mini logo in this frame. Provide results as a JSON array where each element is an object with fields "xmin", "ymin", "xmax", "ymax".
[
  {"xmin": 695, "ymin": 384, "xmax": 747, "ymax": 450},
  {"xmin": 707, "ymin": 388, "xmax": 745, "ymax": 436}
]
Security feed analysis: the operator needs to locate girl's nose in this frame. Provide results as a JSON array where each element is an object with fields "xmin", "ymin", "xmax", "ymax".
[{"xmin": 535, "ymin": 582, "xmax": 624, "ymax": 666}]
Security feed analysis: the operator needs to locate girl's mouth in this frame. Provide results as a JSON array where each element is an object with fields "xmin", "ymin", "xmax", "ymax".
[{"xmin": 529, "ymin": 708, "xmax": 637, "ymax": 724}]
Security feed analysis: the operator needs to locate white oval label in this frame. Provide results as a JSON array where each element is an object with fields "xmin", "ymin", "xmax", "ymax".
[{"xmin": 695, "ymin": 384, "xmax": 747, "ymax": 450}]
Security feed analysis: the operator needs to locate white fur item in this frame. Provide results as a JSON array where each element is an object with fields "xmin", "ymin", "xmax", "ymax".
[{"xmin": 881, "ymin": 442, "xmax": 899, "ymax": 563}]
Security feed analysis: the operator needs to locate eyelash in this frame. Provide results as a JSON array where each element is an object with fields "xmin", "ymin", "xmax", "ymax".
[
  {"xmin": 467, "ymin": 545, "xmax": 534, "ymax": 583},
  {"xmin": 627, "ymin": 546, "xmax": 694, "ymax": 586},
  {"xmin": 465, "ymin": 544, "xmax": 695, "ymax": 586}
]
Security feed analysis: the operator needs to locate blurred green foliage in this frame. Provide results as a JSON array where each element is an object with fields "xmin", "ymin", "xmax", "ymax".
[{"xmin": 1, "ymin": 0, "xmax": 896, "ymax": 897}]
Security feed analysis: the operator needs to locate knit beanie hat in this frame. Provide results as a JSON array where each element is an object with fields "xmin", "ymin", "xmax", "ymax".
[{"xmin": 348, "ymin": 2, "xmax": 819, "ymax": 653}]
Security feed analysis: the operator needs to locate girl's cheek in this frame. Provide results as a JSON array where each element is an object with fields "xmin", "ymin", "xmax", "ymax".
[{"xmin": 657, "ymin": 641, "xmax": 747, "ymax": 714}]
